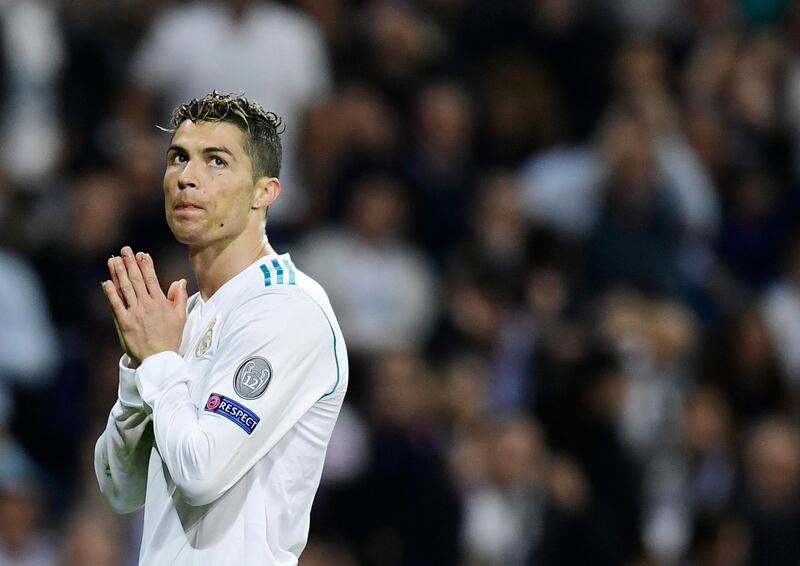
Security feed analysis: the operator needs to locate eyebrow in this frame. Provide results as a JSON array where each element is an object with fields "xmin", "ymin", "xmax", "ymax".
[{"xmin": 167, "ymin": 144, "xmax": 238, "ymax": 161}]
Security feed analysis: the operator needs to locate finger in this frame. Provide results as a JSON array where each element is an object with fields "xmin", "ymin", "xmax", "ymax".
[
  {"xmin": 102, "ymin": 280, "xmax": 128, "ymax": 321},
  {"xmin": 108, "ymin": 257, "xmax": 126, "ymax": 306},
  {"xmin": 113, "ymin": 256, "xmax": 138, "ymax": 307},
  {"xmin": 138, "ymin": 253, "xmax": 165, "ymax": 298},
  {"xmin": 120, "ymin": 247, "xmax": 148, "ymax": 300},
  {"xmin": 174, "ymin": 279, "xmax": 189, "ymax": 313},
  {"xmin": 167, "ymin": 280, "xmax": 180, "ymax": 303},
  {"xmin": 112, "ymin": 313, "xmax": 131, "ymax": 355}
]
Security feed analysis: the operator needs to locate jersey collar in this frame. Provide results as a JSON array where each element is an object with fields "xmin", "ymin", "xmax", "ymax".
[{"xmin": 195, "ymin": 252, "xmax": 293, "ymax": 310}]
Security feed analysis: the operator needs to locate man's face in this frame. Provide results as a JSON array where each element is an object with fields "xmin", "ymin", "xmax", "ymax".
[{"xmin": 164, "ymin": 120, "xmax": 258, "ymax": 246}]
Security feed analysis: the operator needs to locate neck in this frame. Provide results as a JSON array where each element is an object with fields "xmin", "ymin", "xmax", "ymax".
[{"xmin": 189, "ymin": 228, "xmax": 276, "ymax": 301}]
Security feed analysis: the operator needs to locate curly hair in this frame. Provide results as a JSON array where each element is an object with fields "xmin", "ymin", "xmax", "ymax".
[{"xmin": 167, "ymin": 91, "xmax": 285, "ymax": 179}]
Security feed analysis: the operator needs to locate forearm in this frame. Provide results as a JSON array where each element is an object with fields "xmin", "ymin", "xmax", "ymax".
[
  {"xmin": 135, "ymin": 352, "xmax": 242, "ymax": 506},
  {"xmin": 94, "ymin": 355, "xmax": 153, "ymax": 513},
  {"xmin": 94, "ymin": 400, "xmax": 153, "ymax": 513}
]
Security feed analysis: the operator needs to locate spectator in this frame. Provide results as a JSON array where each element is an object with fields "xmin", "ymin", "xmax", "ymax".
[
  {"xmin": 704, "ymin": 309, "xmax": 789, "ymax": 423},
  {"xmin": 762, "ymin": 239, "xmax": 800, "ymax": 387},
  {"xmin": 0, "ymin": 246, "xmax": 58, "ymax": 500},
  {"xmin": 403, "ymin": 81, "xmax": 477, "ymax": 261},
  {"xmin": 61, "ymin": 510, "xmax": 124, "ymax": 566},
  {"xmin": 739, "ymin": 417, "xmax": 800, "ymax": 566},
  {"xmin": 586, "ymin": 112, "xmax": 688, "ymax": 297},
  {"xmin": 358, "ymin": 351, "xmax": 462, "ymax": 566},
  {"xmin": 686, "ymin": 513, "xmax": 751, "ymax": 566},
  {"xmin": 0, "ymin": 247, "xmax": 58, "ymax": 417},
  {"xmin": 0, "ymin": 0, "xmax": 64, "ymax": 188},
  {"xmin": 541, "ymin": 345, "xmax": 644, "ymax": 566},
  {"xmin": 299, "ymin": 175, "xmax": 437, "ymax": 355},
  {"xmin": 716, "ymin": 168, "xmax": 794, "ymax": 291},
  {"xmin": 519, "ymin": 99, "xmax": 719, "ymax": 246},
  {"xmin": 0, "ymin": 478, "xmax": 56, "ymax": 566},
  {"xmin": 461, "ymin": 416, "xmax": 548, "ymax": 566}
]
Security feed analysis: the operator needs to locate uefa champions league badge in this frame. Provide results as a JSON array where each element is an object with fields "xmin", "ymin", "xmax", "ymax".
[
  {"xmin": 233, "ymin": 356, "xmax": 272, "ymax": 399},
  {"xmin": 195, "ymin": 320, "xmax": 216, "ymax": 357}
]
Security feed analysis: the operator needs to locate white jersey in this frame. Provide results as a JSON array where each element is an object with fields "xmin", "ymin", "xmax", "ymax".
[{"xmin": 94, "ymin": 253, "xmax": 348, "ymax": 565}]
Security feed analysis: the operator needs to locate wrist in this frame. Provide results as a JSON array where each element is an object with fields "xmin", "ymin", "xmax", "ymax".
[
  {"xmin": 135, "ymin": 351, "xmax": 187, "ymax": 409},
  {"xmin": 121, "ymin": 353, "xmax": 140, "ymax": 370},
  {"xmin": 138, "ymin": 347, "xmax": 179, "ymax": 365},
  {"xmin": 118, "ymin": 355, "xmax": 145, "ymax": 408}
]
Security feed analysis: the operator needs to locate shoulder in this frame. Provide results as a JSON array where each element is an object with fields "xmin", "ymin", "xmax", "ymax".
[{"xmin": 223, "ymin": 285, "xmax": 332, "ymax": 346}]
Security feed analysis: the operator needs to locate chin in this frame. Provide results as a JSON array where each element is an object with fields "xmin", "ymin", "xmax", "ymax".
[
  {"xmin": 174, "ymin": 234, "xmax": 197, "ymax": 245},
  {"xmin": 169, "ymin": 224, "xmax": 203, "ymax": 246},
  {"xmin": 173, "ymin": 230, "xmax": 209, "ymax": 246}
]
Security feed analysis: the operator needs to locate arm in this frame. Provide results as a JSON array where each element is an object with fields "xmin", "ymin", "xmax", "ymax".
[
  {"xmin": 94, "ymin": 251, "xmax": 163, "ymax": 513},
  {"xmin": 94, "ymin": 355, "xmax": 153, "ymax": 513},
  {"xmin": 135, "ymin": 297, "xmax": 336, "ymax": 506}
]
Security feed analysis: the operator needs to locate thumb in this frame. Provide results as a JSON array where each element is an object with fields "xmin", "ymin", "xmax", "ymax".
[
  {"xmin": 175, "ymin": 279, "xmax": 189, "ymax": 312},
  {"xmin": 167, "ymin": 280, "xmax": 180, "ymax": 303}
]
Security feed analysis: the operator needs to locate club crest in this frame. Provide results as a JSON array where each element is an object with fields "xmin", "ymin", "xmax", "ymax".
[
  {"xmin": 233, "ymin": 356, "xmax": 272, "ymax": 399},
  {"xmin": 195, "ymin": 320, "xmax": 216, "ymax": 357}
]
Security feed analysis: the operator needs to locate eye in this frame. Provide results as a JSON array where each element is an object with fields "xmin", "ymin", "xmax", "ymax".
[
  {"xmin": 169, "ymin": 153, "xmax": 187, "ymax": 165},
  {"xmin": 210, "ymin": 156, "xmax": 227, "ymax": 168}
]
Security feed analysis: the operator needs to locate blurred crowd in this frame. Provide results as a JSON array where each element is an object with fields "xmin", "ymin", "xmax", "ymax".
[{"xmin": 3, "ymin": 0, "xmax": 800, "ymax": 564}]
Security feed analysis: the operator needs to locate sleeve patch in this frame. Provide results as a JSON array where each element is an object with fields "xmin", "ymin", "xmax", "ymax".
[
  {"xmin": 233, "ymin": 356, "xmax": 272, "ymax": 399},
  {"xmin": 205, "ymin": 394, "xmax": 260, "ymax": 435}
]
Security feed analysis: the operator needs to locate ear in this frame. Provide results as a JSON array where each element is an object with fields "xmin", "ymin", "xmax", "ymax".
[{"xmin": 252, "ymin": 177, "xmax": 281, "ymax": 211}]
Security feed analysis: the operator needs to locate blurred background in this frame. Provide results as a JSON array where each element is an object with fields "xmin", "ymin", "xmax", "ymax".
[{"xmin": 2, "ymin": 0, "xmax": 800, "ymax": 564}]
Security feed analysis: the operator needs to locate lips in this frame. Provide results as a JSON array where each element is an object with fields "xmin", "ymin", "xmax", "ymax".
[{"xmin": 174, "ymin": 203, "xmax": 204, "ymax": 211}]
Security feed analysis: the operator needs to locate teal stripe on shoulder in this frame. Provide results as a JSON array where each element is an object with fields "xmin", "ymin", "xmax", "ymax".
[
  {"xmin": 283, "ymin": 259, "xmax": 296, "ymax": 285},
  {"xmin": 259, "ymin": 264, "xmax": 271, "ymax": 287},
  {"xmin": 271, "ymin": 258, "xmax": 284, "ymax": 284}
]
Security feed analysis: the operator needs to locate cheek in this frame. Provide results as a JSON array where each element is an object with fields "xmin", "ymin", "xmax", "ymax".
[
  {"xmin": 211, "ymin": 186, "xmax": 251, "ymax": 228},
  {"xmin": 163, "ymin": 173, "xmax": 178, "ymax": 206}
]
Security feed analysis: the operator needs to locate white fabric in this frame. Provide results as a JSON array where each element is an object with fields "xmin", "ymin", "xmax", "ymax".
[
  {"xmin": 463, "ymin": 484, "xmax": 542, "ymax": 566},
  {"xmin": 519, "ymin": 139, "xmax": 720, "ymax": 239},
  {"xmin": 785, "ymin": 60, "xmax": 800, "ymax": 178},
  {"xmin": 762, "ymin": 282, "xmax": 800, "ymax": 386},
  {"xmin": 298, "ymin": 229, "xmax": 437, "ymax": 353},
  {"xmin": 95, "ymin": 253, "xmax": 348, "ymax": 566},
  {"xmin": 0, "ymin": 250, "xmax": 58, "ymax": 380},
  {"xmin": 518, "ymin": 146, "xmax": 603, "ymax": 238},
  {"xmin": 0, "ymin": 0, "xmax": 64, "ymax": 186},
  {"xmin": 0, "ymin": 249, "xmax": 58, "ymax": 426},
  {"xmin": 130, "ymin": 1, "xmax": 331, "ymax": 223},
  {"xmin": 654, "ymin": 136, "xmax": 720, "ymax": 238}
]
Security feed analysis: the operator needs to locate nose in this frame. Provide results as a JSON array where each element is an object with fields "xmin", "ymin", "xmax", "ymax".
[{"xmin": 177, "ymin": 159, "xmax": 200, "ymax": 190}]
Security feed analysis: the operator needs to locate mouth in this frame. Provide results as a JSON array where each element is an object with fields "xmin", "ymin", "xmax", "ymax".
[{"xmin": 174, "ymin": 203, "xmax": 204, "ymax": 212}]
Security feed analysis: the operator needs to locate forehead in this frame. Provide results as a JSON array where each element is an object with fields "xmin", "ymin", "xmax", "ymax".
[{"xmin": 170, "ymin": 120, "xmax": 247, "ymax": 152}]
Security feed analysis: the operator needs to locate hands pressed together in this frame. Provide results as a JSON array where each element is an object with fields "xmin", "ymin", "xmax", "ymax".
[{"xmin": 102, "ymin": 246, "xmax": 188, "ymax": 368}]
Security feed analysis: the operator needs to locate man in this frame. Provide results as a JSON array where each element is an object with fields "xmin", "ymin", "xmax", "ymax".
[{"xmin": 94, "ymin": 92, "xmax": 348, "ymax": 565}]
